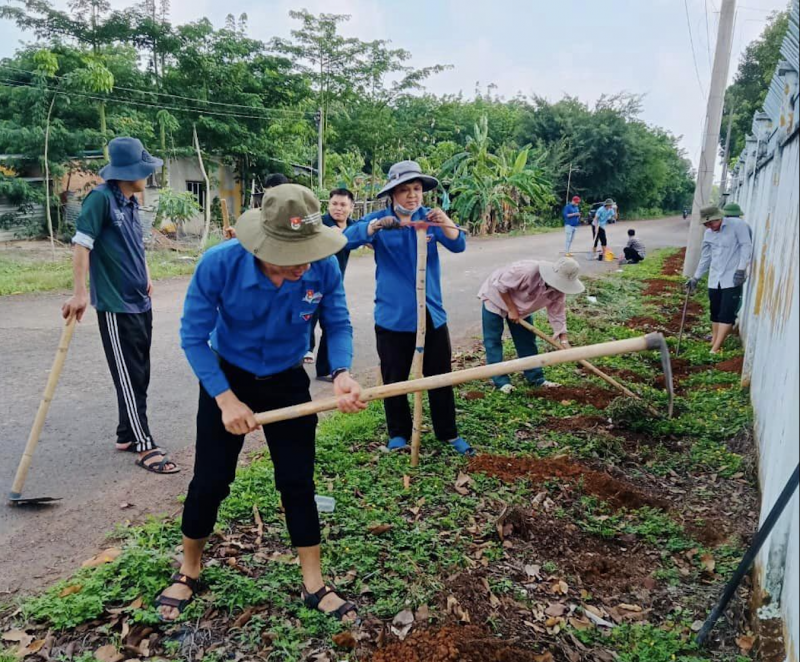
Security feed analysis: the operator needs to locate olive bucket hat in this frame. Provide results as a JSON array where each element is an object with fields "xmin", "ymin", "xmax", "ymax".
[
  {"xmin": 701, "ymin": 205, "xmax": 724, "ymax": 224},
  {"xmin": 376, "ymin": 160, "xmax": 439, "ymax": 199},
  {"xmin": 236, "ymin": 184, "xmax": 346, "ymax": 266},
  {"xmin": 722, "ymin": 202, "xmax": 744, "ymax": 217}
]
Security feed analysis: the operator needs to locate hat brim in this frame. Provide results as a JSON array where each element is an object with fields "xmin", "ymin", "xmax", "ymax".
[
  {"xmin": 540, "ymin": 262, "xmax": 585, "ymax": 295},
  {"xmin": 377, "ymin": 173, "xmax": 439, "ymax": 198},
  {"xmin": 236, "ymin": 209, "xmax": 347, "ymax": 266},
  {"xmin": 99, "ymin": 158, "xmax": 163, "ymax": 182},
  {"xmin": 703, "ymin": 214, "xmax": 724, "ymax": 224}
]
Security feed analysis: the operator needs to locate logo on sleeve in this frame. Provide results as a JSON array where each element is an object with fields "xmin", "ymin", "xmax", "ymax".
[
  {"xmin": 302, "ymin": 290, "xmax": 323, "ymax": 304},
  {"xmin": 300, "ymin": 312, "xmax": 313, "ymax": 321},
  {"xmin": 113, "ymin": 210, "xmax": 125, "ymax": 223}
]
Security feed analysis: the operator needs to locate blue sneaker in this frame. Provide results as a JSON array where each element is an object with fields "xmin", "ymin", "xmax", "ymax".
[
  {"xmin": 387, "ymin": 436, "xmax": 409, "ymax": 451},
  {"xmin": 449, "ymin": 437, "xmax": 476, "ymax": 456}
]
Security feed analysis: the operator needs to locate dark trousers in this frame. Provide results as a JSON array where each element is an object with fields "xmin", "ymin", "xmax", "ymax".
[
  {"xmin": 375, "ymin": 311, "xmax": 458, "ymax": 442},
  {"xmin": 481, "ymin": 305, "xmax": 545, "ymax": 387},
  {"xmin": 623, "ymin": 247, "xmax": 644, "ymax": 263},
  {"xmin": 593, "ymin": 226, "xmax": 607, "ymax": 248},
  {"xmin": 182, "ymin": 361, "xmax": 320, "ymax": 546},
  {"xmin": 97, "ymin": 310, "xmax": 156, "ymax": 452},
  {"xmin": 308, "ymin": 311, "xmax": 331, "ymax": 378}
]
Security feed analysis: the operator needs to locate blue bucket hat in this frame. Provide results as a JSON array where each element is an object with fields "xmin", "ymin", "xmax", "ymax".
[{"xmin": 99, "ymin": 137, "xmax": 163, "ymax": 181}]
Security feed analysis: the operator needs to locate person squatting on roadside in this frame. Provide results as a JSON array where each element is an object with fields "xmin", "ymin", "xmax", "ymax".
[
  {"xmin": 344, "ymin": 160, "xmax": 474, "ymax": 456},
  {"xmin": 478, "ymin": 257, "xmax": 585, "ymax": 394},
  {"xmin": 62, "ymin": 137, "xmax": 179, "ymax": 475},
  {"xmin": 562, "ymin": 196, "xmax": 581, "ymax": 256},
  {"xmin": 306, "ymin": 188, "xmax": 356, "ymax": 377},
  {"xmin": 685, "ymin": 204, "xmax": 752, "ymax": 355},
  {"xmin": 622, "ymin": 229, "xmax": 646, "ymax": 264},
  {"xmin": 156, "ymin": 185, "xmax": 367, "ymax": 623},
  {"xmin": 593, "ymin": 198, "xmax": 617, "ymax": 260}
]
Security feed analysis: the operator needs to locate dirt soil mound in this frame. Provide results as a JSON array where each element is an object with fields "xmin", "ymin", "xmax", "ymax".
[
  {"xmin": 469, "ymin": 455, "xmax": 663, "ymax": 510},
  {"xmin": 541, "ymin": 414, "xmax": 609, "ymax": 433},
  {"xmin": 716, "ymin": 356, "xmax": 744, "ymax": 373},
  {"xmin": 370, "ymin": 625, "xmax": 545, "ymax": 662},
  {"xmin": 527, "ymin": 385, "xmax": 618, "ymax": 409},
  {"xmin": 643, "ymin": 278, "xmax": 682, "ymax": 298},
  {"xmin": 661, "ymin": 248, "xmax": 687, "ymax": 276}
]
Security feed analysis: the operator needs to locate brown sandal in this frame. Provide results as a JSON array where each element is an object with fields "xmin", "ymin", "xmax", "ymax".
[{"xmin": 301, "ymin": 584, "xmax": 359, "ymax": 622}]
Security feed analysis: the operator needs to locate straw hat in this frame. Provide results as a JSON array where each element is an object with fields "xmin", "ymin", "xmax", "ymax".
[
  {"xmin": 235, "ymin": 184, "xmax": 346, "ymax": 266},
  {"xmin": 540, "ymin": 257, "xmax": 585, "ymax": 295}
]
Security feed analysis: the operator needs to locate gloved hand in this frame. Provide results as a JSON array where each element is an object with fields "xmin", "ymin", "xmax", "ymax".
[
  {"xmin": 368, "ymin": 216, "xmax": 401, "ymax": 235},
  {"xmin": 733, "ymin": 270, "xmax": 747, "ymax": 287},
  {"xmin": 684, "ymin": 277, "xmax": 698, "ymax": 293}
]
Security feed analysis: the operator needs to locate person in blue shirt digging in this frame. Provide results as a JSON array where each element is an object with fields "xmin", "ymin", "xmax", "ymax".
[
  {"xmin": 157, "ymin": 185, "xmax": 367, "ymax": 623},
  {"xmin": 345, "ymin": 160, "xmax": 473, "ymax": 456}
]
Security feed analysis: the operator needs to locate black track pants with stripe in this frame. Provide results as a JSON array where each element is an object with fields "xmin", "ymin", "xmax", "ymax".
[{"xmin": 97, "ymin": 310, "xmax": 156, "ymax": 452}]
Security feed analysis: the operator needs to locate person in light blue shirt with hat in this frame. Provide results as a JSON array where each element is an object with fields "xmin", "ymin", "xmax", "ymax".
[
  {"xmin": 345, "ymin": 160, "xmax": 474, "ymax": 456},
  {"xmin": 62, "ymin": 137, "xmax": 179, "ymax": 475}
]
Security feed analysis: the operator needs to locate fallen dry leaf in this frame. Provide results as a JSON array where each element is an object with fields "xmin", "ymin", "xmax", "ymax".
[
  {"xmin": 454, "ymin": 472, "xmax": 475, "ymax": 496},
  {"xmin": 736, "ymin": 635, "xmax": 755, "ymax": 653},
  {"xmin": 393, "ymin": 609, "xmax": 414, "ymax": 627},
  {"xmin": 253, "ymin": 504, "xmax": 264, "ymax": 543},
  {"xmin": 569, "ymin": 616, "xmax": 593, "ymax": 631},
  {"xmin": 690, "ymin": 620, "xmax": 705, "ymax": 632},
  {"xmin": 128, "ymin": 596, "xmax": 143, "ymax": 610},
  {"xmin": 59, "ymin": 584, "xmax": 82, "ymax": 598},
  {"xmin": 617, "ymin": 603, "xmax": 642, "ymax": 612},
  {"xmin": 21, "ymin": 639, "xmax": 47, "ymax": 656},
  {"xmin": 94, "ymin": 644, "xmax": 124, "ymax": 662},
  {"xmin": 403, "ymin": 475, "xmax": 411, "ymax": 490},
  {"xmin": 332, "ymin": 632, "xmax": 356, "ymax": 649},
  {"xmin": 367, "ymin": 523, "xmax": 393, "ymax": 536},
  {"xmin": 545, "ymin": 603, "xmax": 567, "ymax": 618},
  {"xmin": 700, "ymin": 553, "xmax": 716, "ymax": 574},
  {"xmin": 2, "ymin": 630, "xmax": 32, "ymax": 645},
  {"xmin": 415, "ymin": 604, "xmax": 430, "ymax": 622},
  {"xmin": 524, "ymin": 564, "xmax": 541, "ymax": 579},
  {"xmin": 534, "ymin": 653, "xmax": 554, "ymax": 662},
  {"xmin": 82, "ymin": 548, "xmax": 122, "ymax": 568},
  {"xmin": 232, "ymin": 607, "xmax": 254, "ymax": 629}
]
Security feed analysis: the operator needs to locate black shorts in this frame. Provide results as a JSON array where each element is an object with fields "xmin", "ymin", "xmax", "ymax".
[
  {"xmin": 593, "ymin": 226, "xmax": 607, "ymax": 247},
  {"xmin": 708, "ymin": 285, "xmax": 742, "ymax": 324}
]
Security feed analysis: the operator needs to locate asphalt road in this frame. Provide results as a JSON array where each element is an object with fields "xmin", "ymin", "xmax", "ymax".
[{"xmin": 0, "ymin": 216, "xmax": 688, "ymax": 592}]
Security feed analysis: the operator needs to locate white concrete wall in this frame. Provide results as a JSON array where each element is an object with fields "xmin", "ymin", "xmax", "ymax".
[{"xmin": 731, "ymin": 104, "xmax": 799, "ymax": 662}]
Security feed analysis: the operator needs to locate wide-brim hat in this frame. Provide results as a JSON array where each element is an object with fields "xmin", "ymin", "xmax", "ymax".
[
  {"xmin": 722, "ymin": 202, "xmax": 744, "ymax": 217},
  {"xmin": 99, "ymin": 137, "xmax": 162, "ymax": 181},
  {"xmin": 604, "ymin": 198, "xmax": 614, "ymax": 205},
  {"xmin": 236, "ymin": 184, "xmax": 346, "ymax": 266},
  {"xmin": 377, "ymin": 160, "xmax": 439, "ymax": 198},
  {"xmin": 540, "ymin": 257, "xmax": 585, "ymax": 295},
  {"xmin": 701, "ymin": 205, "xmax": 724, "ymax": 223}
]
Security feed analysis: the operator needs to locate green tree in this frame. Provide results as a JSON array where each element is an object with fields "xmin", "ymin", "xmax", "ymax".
[{"xmin": 721, "ymin": 10, "xmax": 790, "ymax": 160}]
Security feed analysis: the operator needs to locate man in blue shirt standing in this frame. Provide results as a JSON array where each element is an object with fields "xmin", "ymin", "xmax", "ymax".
[
  {"xmin": 345, "ymin": 160, "xmax": 473, "ymax": 456},
  {"xmin": 307, "ymin": 188, "xmax": 356, "ymax": 379},
  {"xmin": 61, "ymin": 137, "xmax": 178, "ymax": 474},
  {"xmin": 562, "ymin": 195, "xmax": 581, "ymax": 256},
  {"xmin": 157, "ymin": 185, "xmax": 366, "ymax": 623}
]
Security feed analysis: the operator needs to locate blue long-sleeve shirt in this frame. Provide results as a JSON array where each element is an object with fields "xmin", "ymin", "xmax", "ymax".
[
  {"xmin": 562, "ymin": 203, "xmax": 581, "ymax": 227},
  {"xmin": 344, "ymin": 206, "xmax": 467, "ymax": 332},
  {"xmin": 180, "ymin": 240, "xmax": 353, "ymax": 397}
]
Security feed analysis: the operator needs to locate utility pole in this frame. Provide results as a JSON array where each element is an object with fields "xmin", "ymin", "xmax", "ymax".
[
  {"xmin": 683, "ymin": 0, "xmax": 737, "ymax": 277},
  {"xmin": 719, "ymin": 105, "xmax": 736, "ymax": 202},
  {"xmin": 315, "ymin": 108, "xmax": 323, "ymax": 189},
  {"xmin": 565, "ymin": 163, "xmax": 574, "ymax": 204}
]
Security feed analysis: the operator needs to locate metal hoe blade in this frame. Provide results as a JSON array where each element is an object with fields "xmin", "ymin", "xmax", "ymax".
[
  {"xmin": 8, "ymin": 493, "xmax": 62, "ymax": 506},
  {"xmin": 676, "ymin": 291, "xmax": 691, "ymax": 356}
]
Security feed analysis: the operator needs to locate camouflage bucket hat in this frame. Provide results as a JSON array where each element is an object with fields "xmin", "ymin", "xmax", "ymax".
[
  {"xmin": 235, "ymin": 184, "xmax": 346, "ymax": 266},
  {"xmin": 700, "ymin": 205, "xmax": 724, "ymax": 223}
]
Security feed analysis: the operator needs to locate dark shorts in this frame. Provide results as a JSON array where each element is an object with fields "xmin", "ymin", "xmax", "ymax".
[
  {"xmin": 593, "ymin": 226, "xmax": 607, "ymax": 247},
  {"xmin": 708, "ymin": 285, "xmax": 743, "ymax": 324}
]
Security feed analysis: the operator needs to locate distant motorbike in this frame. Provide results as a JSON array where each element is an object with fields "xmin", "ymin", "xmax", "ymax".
[{"xmin": 682, "ymin": 208, "xmax": 689, "ymax": 219}]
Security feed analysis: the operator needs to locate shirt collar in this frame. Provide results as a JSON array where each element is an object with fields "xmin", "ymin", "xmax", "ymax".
[
  {"xmin": 108, "ymin": 181, "xmax": 139, "ymax": 209},
  {"xmin": 242, "ymin": 251, "xmax": 268, "ymax": 289}
]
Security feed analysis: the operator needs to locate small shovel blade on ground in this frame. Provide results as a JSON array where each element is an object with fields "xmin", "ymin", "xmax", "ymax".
[{"xmin": 6, "ymin": 317, "xmax": 76, "ymax": 507}]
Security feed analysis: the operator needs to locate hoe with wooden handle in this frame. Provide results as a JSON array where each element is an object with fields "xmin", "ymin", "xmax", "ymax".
[
  {"xmin": 255, "ymin": 333, "xmax": 674, "ymax": 428},
  {"xmin": 8, "ymin": 316, "xmax": 76, "ymax": 505},
  {"xmin": 517, "ymin": 319, "xmax": 662, "ymax": 417},
  {"xmin": 410, "ymin": 226, "xmax": 427, "ymax": 467}
]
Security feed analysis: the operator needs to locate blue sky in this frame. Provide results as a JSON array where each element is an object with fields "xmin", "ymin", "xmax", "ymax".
[{"xmin": 0, "ymin": 0, "xmax": 790, "ymax": 169}]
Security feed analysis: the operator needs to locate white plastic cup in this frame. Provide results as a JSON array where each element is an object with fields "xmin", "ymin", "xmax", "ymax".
[{"xmin": 314, "ymin": 495, "xmax": 336, "ymax": 513}]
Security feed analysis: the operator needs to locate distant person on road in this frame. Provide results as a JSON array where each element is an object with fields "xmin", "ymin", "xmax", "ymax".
[
  {"xmin": 593, "ymin": 198, "xmax": 617, "ymax": 260},
  {"xmin": 478, "ymin": 257, "xmax": 584, "ymax": 394},
  {"xmin": 61, "ymin": 137, "xmax": 179, "ymax": 475},
  {"xmin": 223, "ymin": 173, "xmax": 290, "ymax": 241},
  {"xmin": 161, "ymin": 184, "xmax": 366, "ymax": 623},
  {"xmin": 344, "ymin": 160, "xmax": 473, "ymax": 456},
  {"xmin": 621, "ymin": 228, "xmax": 646, "ymax": 264},
  {"xmin": 685, "ymin": 205, "xmax": 753, "ymax": 354},
  {"xmin": 307, "ymin": 188, "xmax": 356, "ymax": 377},
  {"xmin": 562, "ymin": 196, "xmax": 581, "ymax": 256}
]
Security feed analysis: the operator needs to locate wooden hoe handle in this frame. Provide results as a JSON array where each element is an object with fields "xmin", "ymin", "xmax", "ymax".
[{"xmin": 255, "ymin": 333, "xmax": 669, "ymax": 426}]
